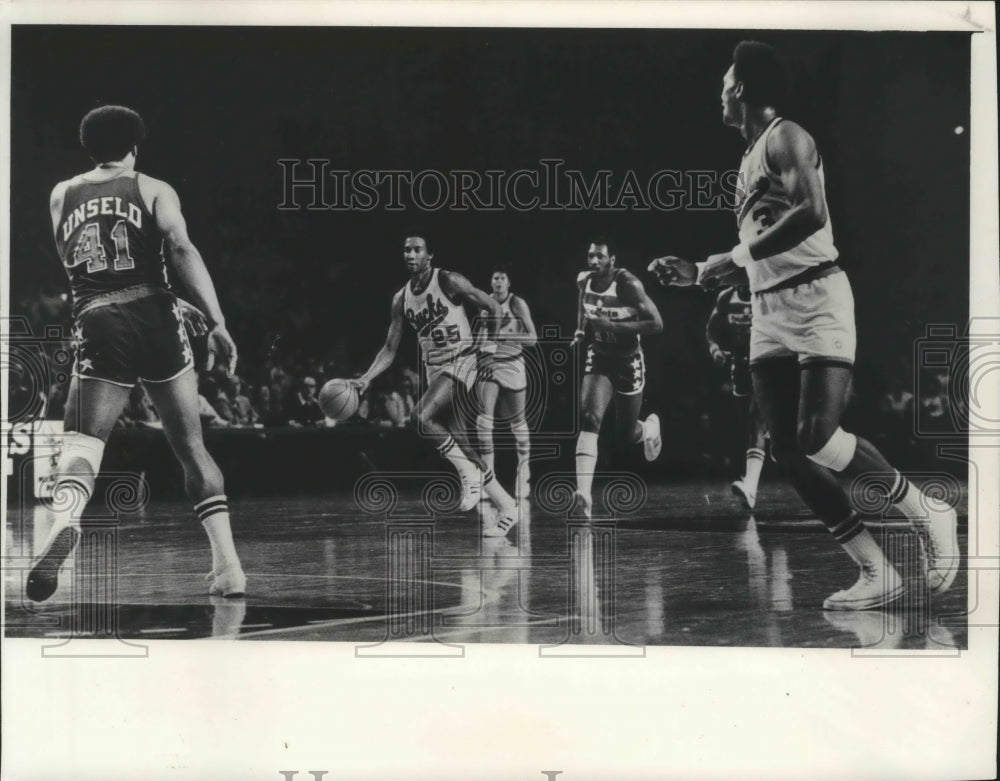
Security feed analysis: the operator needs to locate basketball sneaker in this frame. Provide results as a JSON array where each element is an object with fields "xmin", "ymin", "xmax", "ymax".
[
  {"xmin": 730, "ymin": 478, "xmax": 756, "ymax": 510},
  {"xmin": 459, "ymin": 473, "xmax": 483, "ymax": 512},
  {"xmin": 916, "ymin": 502, "xmax": 960, "ymax": 594},
  {"xmin": 25, "ymin": 525, "xmax": 80, "ymax": 603},
  {"xmin": 569, "ymin": 491, "xmax": 592, "ymax": 521},
  {"xmin": 642, "ymin": 414, "xmax": 662, "ymax": 462},
  {"xmin": 207, "ymin": 565, "xmax": 247, "ymax": 598},
  {"xmin": 483, "ymin": 511, "xmax": 518, "ymax": 538},
  {"xmin": 822, "ymin": 561, "xmax": 904, "ymax": 611}
]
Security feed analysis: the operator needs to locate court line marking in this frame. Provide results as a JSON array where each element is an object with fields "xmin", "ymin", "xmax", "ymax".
[{"xmin": 233, "ymin": 606, "xmax": 462, "ymax": 640}]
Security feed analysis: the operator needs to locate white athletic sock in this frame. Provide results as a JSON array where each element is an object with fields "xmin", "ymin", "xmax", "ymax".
[
  {"xmin": 841, "ymin": 527, "xmax": 890, "ymax": 570},
  {"xmin": 576, "ymin": 431, "xmax": 599, "ymax": 501},
  {"xmin": 196, "ymin": 495, "xmax": 241, "ymax": 573},
  {"xmin": 888, "ymin": 470, "xmax": 942, "ymax": 526},
  {"xmin": 50, "ymin": 478, "xmax": 92, "ymax": 534},
  {"xmin": 744, "ymin": 448, "xmax": 766, "ymax": 493},
  {"xmin": 482, "ymin": 469, "xmax": 516, "ymax": 517},
  {"xmin": 438, "ymin": 437, "xmax": 479, "ymax": 482}
]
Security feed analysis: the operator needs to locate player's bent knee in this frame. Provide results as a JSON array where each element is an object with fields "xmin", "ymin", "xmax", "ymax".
[
  {"xmin": 805, "ymin": 427, "xmax": 857, "ymax": 472},
  {"xmin": 476, "ymin": 414, "xmax": 494, "ymax": 432},
  {"xmin": 57, "ymin": 432, "xmax": 106, "ymax": 481}
]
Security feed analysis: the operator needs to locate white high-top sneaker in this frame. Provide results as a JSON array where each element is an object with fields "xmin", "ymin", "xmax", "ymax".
[
  {"xmin": 916, "ymin": 501, "xmax": 960, "ymax": 594},
  {"xmin": 642, "ymin": 414, "xmax": 662, "ymax": 462},
  {"xmin": 208, "ymin": 565, "xmax": 247, "ymax": 598},
  {"xmin": 730, "ymin": 478, "xmax": 756, "ymax": 510},
  {"xmin": 459, "ymin": 472, "xmax": 483, "ymax": 512},
  {"xmin": 823, "ymin": 561, "xmax": 904, "ymax": 611}
]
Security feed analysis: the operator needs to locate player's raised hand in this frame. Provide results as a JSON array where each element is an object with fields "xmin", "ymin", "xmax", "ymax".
[
  {"xmin": 648, "ymin": 256, "xmax": 698, "ymax": 287},
  {"xmin": 206, "ymin": 324, "xmax": 238, "ymax": 377}
]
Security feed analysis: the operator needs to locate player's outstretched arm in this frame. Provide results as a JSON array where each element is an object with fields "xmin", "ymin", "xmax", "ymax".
[
  {"xmin": 508, "ymin": 296, "xmax": 538, "ymax": 348},
  {"xmin": 356, "ymin": 290, "xmax": 405, "ymax": 393},
  {"xmin": 146, "ymin": 176, "xmax": 237, "ymax": 375}
]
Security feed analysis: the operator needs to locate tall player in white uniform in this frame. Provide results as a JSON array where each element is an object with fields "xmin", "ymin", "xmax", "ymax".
[
  {"xmin": 651, "ymin": 41, "xmax": 958, "ymax": 610},
  {"xmin": 572, "ymin": 239, "xmax": 663, "ymax": 519},
  {"xmin": 355, "ymin": 236, "xmax": 521, "ymax": 537},
  {"xmin": 475, "ymin": 266, "xmax": 537, "ymax": 499}
]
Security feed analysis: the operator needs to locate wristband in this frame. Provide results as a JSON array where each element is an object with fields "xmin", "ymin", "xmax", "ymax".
[
  {"xmin": 694, "ymin": 262, "xmax": 708, "ymax": 285},
  {"xmin": 479, "ymin": 342, "xmax": 498, "ymax": 355},
  {"xmin": 730, "ymin": 243, "xmax": 754, "ymax": 268},
  {"xmin": 574, "ymin": 329, "xmax": 586, "ymax": 340}
]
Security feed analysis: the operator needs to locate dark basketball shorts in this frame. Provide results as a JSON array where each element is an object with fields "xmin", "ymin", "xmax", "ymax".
[
  {"xmin": 730, "ymin": 355, "xmax": 752, "ymax": 398},
  {"xmin": 73, "ymin": 293, "xmax": 194, "ymax": 387},
  {"xmin": 584, "ymin": 344, "xmax": 645, "ymax": 395}
]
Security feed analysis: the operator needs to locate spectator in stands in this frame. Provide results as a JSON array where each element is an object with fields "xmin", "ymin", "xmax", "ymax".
[
  {"xmin": 288, "ymin": 376, "xmax": 324, "ymax": 426},
  {"xmin": 227, "ymin": 376, "xmax": 259, "ymax": 426},
  {"xmin": 198, "ymin": 378, "xmax": 230, "ymax": 428}
]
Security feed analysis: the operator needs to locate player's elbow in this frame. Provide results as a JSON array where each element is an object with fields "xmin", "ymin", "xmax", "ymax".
[
  {"xmin": 801, "ymin": 200, "xmax": 826, "ymax": 232},
  {"xmin": 648, "ymin": 315, "xmax": 664, "ymax": 335}
]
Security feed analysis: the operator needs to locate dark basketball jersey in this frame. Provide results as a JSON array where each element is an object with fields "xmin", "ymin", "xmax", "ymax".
[
  {"xmin": 717, "ymin": 287, "xmax": 753, "ymax": 357},
  {"xmin": 54, "ymin": 171, "xmax": 169, "ymax": 313},
  {"xmin": 578, "ymin": 268, "xmax": 641, "ymax": 354}
]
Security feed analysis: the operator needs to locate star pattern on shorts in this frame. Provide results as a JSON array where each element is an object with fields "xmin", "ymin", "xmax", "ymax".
[
  {"xmin": 72, "ymin": 324, "xmax": 84, "ymax": 345},
  {"xmin": 631, "ymin": 357, "xmax": 643, "ymax": 382},
  {"xmin": 78, "ymin": 357, "xmax": 94, "ymax": 373}
]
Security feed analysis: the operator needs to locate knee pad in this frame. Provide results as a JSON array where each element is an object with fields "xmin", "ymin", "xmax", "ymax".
[
  {"xmin": 806, "ymin": 427, "xmax": 857, "ymax": 472},
  {"xmin": 57, "ymin": 432, "xmax": 105, "ymax": 479}
]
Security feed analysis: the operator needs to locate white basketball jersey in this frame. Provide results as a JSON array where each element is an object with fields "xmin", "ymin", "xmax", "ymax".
[
  {"xmin": 479, "ymin": 294, "xmax": 524, "ymax": 360},
  {"xmin": 736, "ymin": 117, "xmax": 838, "ymax": 292},
  {"xmin": 402, "ymin": 268, "xmax": 474, "ymax": 366}
]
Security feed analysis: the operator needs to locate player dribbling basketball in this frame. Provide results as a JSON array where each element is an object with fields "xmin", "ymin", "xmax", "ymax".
[{"xmin": 354, "ymin": 235, "xmax": 521, "ymax": 537}]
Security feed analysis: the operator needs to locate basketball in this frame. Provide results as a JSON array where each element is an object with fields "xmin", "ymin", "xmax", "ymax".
[{"xmin": 318, "ymin": 378, "xmax": 359, "ymax": 421}]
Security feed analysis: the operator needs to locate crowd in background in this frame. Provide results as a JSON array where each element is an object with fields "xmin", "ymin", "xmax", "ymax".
[{"xmin": 11, "ymin": 286, "xmax": 960, "ymax": 469}]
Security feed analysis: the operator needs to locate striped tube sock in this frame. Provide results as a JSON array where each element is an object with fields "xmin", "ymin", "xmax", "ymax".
[
  {"xmin": 195, "ymin": 495, "xmax": 240, "ymax": 573},
  {"xmin": 51, "ymin": 476, "xmax": 92, "ymax": 533},
  {"xmin": 744, "ymin": 448, "xmax": 766, "ymax": 493},
  {"xmin": 576, "ymin": 431, "xmax": 599, "ymax": 501},
  {"xmin": 887, "ymin": 470, "xmax": 928, "ymax": 524},
  {"xmin": 831, "ymin": 511, "xmax": 888, "ymax": 568},
  {"xmin": 437, "ymin": 436, "xmax": 479, "ymax": 482}
]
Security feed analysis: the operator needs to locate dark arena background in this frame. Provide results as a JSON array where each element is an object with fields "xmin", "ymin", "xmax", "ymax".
[{"xmin": 5, "ymin": 26, "xmax": 971, "ymax": 646}]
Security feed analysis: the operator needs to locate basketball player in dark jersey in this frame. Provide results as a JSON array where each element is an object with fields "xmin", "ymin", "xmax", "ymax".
[
  {"xmin": 651, "ymin": 42, "xmax": 957, "ymax": 610},
  {"xmin": 26, "ymin": 106, "xmax": 246, "ymax": 602},
  {"xmin": 354, "ymin": 236, "xmax": 522, "ymax": 537},
  {"xmin": 706, "ymin": 284, "xmax": 768, "ymax": 509},
  {"xmin": 571, "ymin": 239, "xmax": 663, "ymax": 519}
]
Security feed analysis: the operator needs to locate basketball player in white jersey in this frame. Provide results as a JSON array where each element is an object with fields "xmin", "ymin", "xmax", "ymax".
[
  {"xmin": 651, "ymin": 41, "xmax": 958, "ymax": 610},
  {"xmin": 474, "ymin": 266, "xmax": 537, "ymax": 499},
  {"xmin": 355, "ymin": 236, "xmax": 520, "ymax": 537},
  {"xmin": 571, "ymin": 239, "xmax": 663, "ymax": 519}
]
